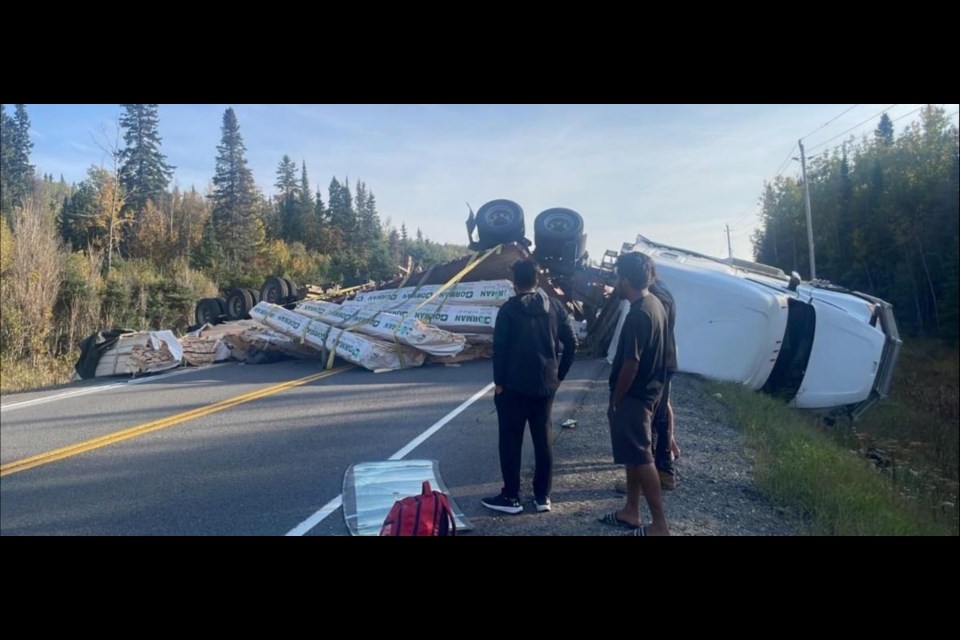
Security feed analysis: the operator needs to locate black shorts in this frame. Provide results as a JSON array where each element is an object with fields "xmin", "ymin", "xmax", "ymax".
[{"xmin": 607, "ymin": 395, "xmax": 655, "ymax": 466}]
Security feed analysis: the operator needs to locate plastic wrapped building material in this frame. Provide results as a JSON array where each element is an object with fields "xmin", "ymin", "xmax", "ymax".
[
  {"xmin": 221, "ymin": 326, "xmax": 323, "ymax": 362},
  {"xmin": 94, "ymin": 330, "xmax": 183, "ymax": 377},
  {"xmin": 342, "ymin": 300, "xmax": 500, "ymax": 334},
  {"xmin": 294, "ymin": 301, "xmax": 466, "ymax": 357},
  {"xmin": 249, "ymin": 302, "xmax": 425, "ymax": 371},
  {"xmin": 350, "ymin": 279, "xmax": 514, "ymax": 307}
]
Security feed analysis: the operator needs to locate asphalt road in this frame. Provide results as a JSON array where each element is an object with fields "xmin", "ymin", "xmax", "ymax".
[{"xmin": 0, "ymin": 357, "xmax": 605, "ymax": 536}]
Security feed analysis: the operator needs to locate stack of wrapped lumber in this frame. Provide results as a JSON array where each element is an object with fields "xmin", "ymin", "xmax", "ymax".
[
  {"xmin": 179, "ymin": 336, "xmax": 222, "ymax": 366},
  {"xmin": 294, "ymin": 300, "xmax": 466, "ymax": 357},
  {"xmin": 95, "ymin": 330, "xmax": 183, "ymax": 377},
  {"xmin": 249, "ymin": 302, "xmax": 426, "ymax": 371},
  {"xmin": 180, "ymin": 323, "xmax": 233, "ymax": 366},
  {"xmin": 341, "ymin": 279, "xmax": 514, "ymax": 364},
  {"xmin": 222, "ymin": 325, "xmax": 323, "ymax": 362}
]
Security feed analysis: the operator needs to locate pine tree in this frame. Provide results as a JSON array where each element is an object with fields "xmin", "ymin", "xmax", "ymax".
[
  {"xmin": 327, "ymin": 176, "xmax": 356, "ymax": 252},
  {"xmin": 387, "ymin": 227, "xmax": 402, "ymax": 263},
  {"xmin": 209, "ymin": 108, "xmax": 262, "ymax": 267},
  {"xmin": 1, "ymin": 104, "xmax": 35, "ymax": 213},
  {"xmin": 0, "ymin": 104, "xmax": 15, "ymax": 215},
  {"xmin": 118, "ymin": 104, "xmax": 174, "ymax": 215},
  {"xmin": 275, "ymin": 155, "xmax": 298, "ymax": 240},
  {"xmin": 274, "ymin": 155, "xmax": 298, "ymax": 195},
  {"xmin": 875, "ymin": 113, "xmax": 895, "ymax": 147},
  {"xmin": 296, "ymin": 161, "xmax": 316, "ymax": 243}
]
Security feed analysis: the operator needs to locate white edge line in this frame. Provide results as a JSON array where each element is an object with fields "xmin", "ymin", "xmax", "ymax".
[
  {"xmin": 285, "ymin": 381, "xmax": 495, "ymax": 536},
  {"xmin": 285, "ymin": 495, "xmax": 343, "ymax": 537},
  {"xmin": 388, "ymin": 382, "xmax": 495, "ymax": 460},
  {"xmin": 0, "ymin": 364, "xmax": 229, "ymax": 412}
]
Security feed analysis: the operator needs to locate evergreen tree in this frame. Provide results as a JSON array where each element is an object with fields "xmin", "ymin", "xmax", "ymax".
[
  {"xmin": 118, "ymin": 104, "xmax": 174, "ymax": 214},
  {"xmin": 296, "ymin": 162, "xmax": 316, "ymax": 243},
  {"xmin": 1, "ymin": 104, "xmax": 35, "ymax": 214},
  {"xmin": 1, "ymin": 104, "xmax": 16, "ymax": 215},
  {"xmin": 209, "ymin": 108, "xmax": 262, "ymax": 267},
  {"xmin": 327, "ymin": 176, "xmax": 356, "ymax": 252},
  {"xmin": 275, "ymin": 155, "xmax": 298, "ymax": 240},
  {"xmin": 387, "ymin": 227, "xmax": 402, "ymax": 263},
  {"xmin": 875, "ymin": 113, "xmax": 895, "ymax": 147},
  {"xmin": 274, "ymin": 155, "xmax": 298, "ymax": 195}
]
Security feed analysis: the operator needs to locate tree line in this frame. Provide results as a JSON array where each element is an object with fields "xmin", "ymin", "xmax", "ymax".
[
  {"xmin": 0, "ymin": 104, "xmax": 465, "ymax": 377},
  {"xmin": 752, "ymin": 106, "xmax": 958, "ymax": 342}
]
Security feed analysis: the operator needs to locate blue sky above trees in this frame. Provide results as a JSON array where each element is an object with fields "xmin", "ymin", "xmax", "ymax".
[{"xmin": 26, "ymin": 104, "xmax": 958, "ymax": 261}]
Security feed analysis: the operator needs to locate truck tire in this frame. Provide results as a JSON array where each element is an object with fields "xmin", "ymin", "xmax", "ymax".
[
  {"xmin": 475, "ymin": 199, "xmax": 525, "ymax": 248},
  {"xmin": 215, "ymin": 297, "xmax": 228, "ymax": 316},
  {"xmin": 283, "ymin": 278, "xmax": 299, "ymax": 303},
  {"xmin": 534, "ymin": 207, "xmax": 587, "ymax": 261},
  {"xmin": 226, "ymin": 288, "xmax": 254, "ymax": 320},
  {"xmin": 195, "ymin": 298, "xmax": 223, "ymax": 326},
  {"xmin": 260, "ymin": 276, "xmax": 289, "ymax": 304}
]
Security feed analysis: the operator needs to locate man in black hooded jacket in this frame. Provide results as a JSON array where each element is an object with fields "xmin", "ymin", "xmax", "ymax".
[{"xmin": 483, "ymin": 259, "xmax": 578, "ymax": 514}]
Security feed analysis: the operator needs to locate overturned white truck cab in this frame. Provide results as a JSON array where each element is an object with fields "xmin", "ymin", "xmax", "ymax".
[{"xmin": 625, "ymin": 236, "xmax": 902, "ymax": 418}]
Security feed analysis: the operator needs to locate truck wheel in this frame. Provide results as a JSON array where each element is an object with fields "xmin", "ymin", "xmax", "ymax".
[
  {"xmin": 283, "ymin": 278, "xmax": 299, "ymax": 302},
  {"xmin": 226, "ymin": 288, "xmax": 254, "ymax": 320},
  {"xmin": 534, "ymin": 207, "xmax": 586, "ymax": 261},
  {"xmin": 476, "ymin": 199, "xmax": 525, "ymax": 248},
  {"xmin": 260, "ymin": 276, "xmax": 289, "ymax": 304},
  {"xmin": 195, "ymin": 298, "xmax": 222, "ymax": 326}
]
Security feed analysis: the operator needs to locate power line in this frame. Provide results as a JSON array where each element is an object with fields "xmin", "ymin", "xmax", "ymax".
[
  {"xmin": 728, "ymin": 209, "xmax": 753, "ymax": 228},
  {"xmin": 889, "ymin": 105, "xmax": 925, "ymax": 124},
  {"xmin": 800, "ymin": 104, "xmax": 859, "ymax": 142},
  {"xmin": 805, "ymin": 105, "xmax": 948, "ymax": 161},
  {"xmin": 773, "ymin": 143, "xmax": 797, "ymax": 178},
  {"xmin": 806, "ymin": 104, "xmax": 898, "ymax": 152}
]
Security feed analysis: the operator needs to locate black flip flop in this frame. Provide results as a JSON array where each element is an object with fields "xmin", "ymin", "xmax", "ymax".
[{"xmin": 597, "ymin": 511, "xmax": 640, "ymax": 530}]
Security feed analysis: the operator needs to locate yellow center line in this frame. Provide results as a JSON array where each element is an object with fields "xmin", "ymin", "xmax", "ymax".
[{"xmin": 0, "ymin": 365, "xmax": 352, "ymax": 478}]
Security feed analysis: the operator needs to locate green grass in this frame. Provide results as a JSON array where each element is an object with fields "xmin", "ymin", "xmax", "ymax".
[{"xmin": 709, "ymin": 380, "xmax": 953, "ymax": 536}]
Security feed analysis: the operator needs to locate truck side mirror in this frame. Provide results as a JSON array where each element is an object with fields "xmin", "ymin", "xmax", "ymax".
[{"xmin": 788, "ymin": 271, "xmax": 801, "ymax": 291}]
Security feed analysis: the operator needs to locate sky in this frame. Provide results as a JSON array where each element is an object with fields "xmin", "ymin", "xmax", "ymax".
[{"xmin": 23, "ymin": 103, "xmax": 960, "ymax": 262}]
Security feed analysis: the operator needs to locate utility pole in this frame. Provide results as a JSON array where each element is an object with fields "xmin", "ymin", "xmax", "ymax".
[
  {"xmin": 798, "ymin": 139, "xmax": 817, "ymax": 279},
  {"xmin": 725, "ymin": 224, "xmax": 733, "ymax": 259}
]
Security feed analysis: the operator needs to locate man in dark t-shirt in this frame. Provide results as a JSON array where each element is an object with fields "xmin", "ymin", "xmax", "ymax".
[{"xmin": 599, "ymin": 251, "xmax": 670, "ymax": 536}]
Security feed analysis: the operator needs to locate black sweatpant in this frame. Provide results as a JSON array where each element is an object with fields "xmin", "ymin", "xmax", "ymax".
[{"xmin": 494, "ymin": 387, "xmax": 556, "ymax": 500}]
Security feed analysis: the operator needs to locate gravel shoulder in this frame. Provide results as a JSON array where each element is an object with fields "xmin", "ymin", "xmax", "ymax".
[{"xmin": 469, "ymin": 360, "xmax": 803, "ymax": 536}]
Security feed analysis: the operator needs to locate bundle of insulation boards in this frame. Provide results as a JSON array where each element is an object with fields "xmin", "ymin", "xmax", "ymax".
[{"xmin": 234, "ymin": 279, "xmax": 516, "ymax": 372}]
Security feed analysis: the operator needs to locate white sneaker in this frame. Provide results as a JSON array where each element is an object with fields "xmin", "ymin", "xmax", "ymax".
[{"xmin": 533, "ymin": 496, "xmax": 551, "ymax": 512}]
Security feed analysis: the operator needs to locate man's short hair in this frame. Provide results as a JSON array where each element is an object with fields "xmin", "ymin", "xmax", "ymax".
[
  {"xmin": 511, "ymin": 259, "xmax": 538, "ymax": 290},
  {"xmin": 616, "ymin": 252, "xmax": 654, "ymax": 291}
]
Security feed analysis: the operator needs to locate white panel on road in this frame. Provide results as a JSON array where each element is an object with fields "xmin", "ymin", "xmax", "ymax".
[{"xmin": 342, "ymin": 460, "xmax": 474, "ymax": 536}]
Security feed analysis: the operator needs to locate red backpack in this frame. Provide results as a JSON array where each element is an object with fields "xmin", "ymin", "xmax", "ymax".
[{"xmin": 379, "ymin": 481, "xmax": 457, "ymax": 536}]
